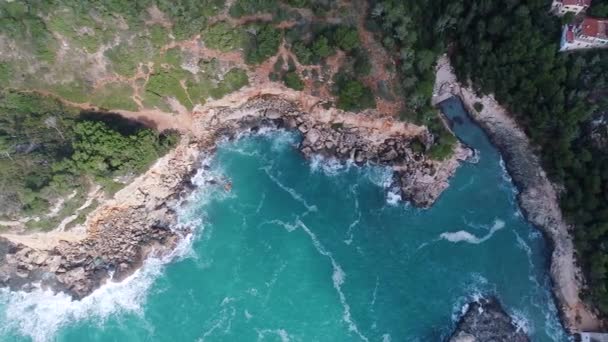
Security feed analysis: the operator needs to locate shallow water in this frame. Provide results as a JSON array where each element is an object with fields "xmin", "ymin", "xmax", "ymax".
[{"xmin": 0, "ymin": 98, "xmax": 569, "ymax": 341}]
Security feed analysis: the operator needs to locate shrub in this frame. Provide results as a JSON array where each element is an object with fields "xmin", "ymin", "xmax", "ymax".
[
  {"xmin": 283, "ymin": 71, "xmax": 304, "ymax": 90},
  {"xmin": 244, "ymin": 24, "xmax": 281, "ymax": 64},
  {"xmin": 312, "ymin": 35, "xmax": 333, "ymax": 58},
  {"xmin": 149, "ymin": 25, "xmax": 170, "ymax": 47},
  {"xmin": 229, "ymin": 0, "xmax": 277, "ymax": 17},
  {"xmin": 333, "ymin": 26, "xmax": 359, "ymax": 52},
  {"xmin": 0, "ymin": 62, "xmax": 12, "ymax": 85},
  {"xmin": 106, "ymin": 40, "xmax": 150, "ymax": 77},
  {"xmin": 428, "ymin": 129, "xmax": 456, "ymax": 160},
  {"xmin": 203, "ymin": 22, "xmax": 244, "ymax": 51},
  {"xmin": 292, "ymin": 42, "xmax": 314, "ymax": 65},
  {"xmin": 353, "ymin": 49, "xmax": 372, "ymax": 76},
  {"xmin": 410, "ymin": 139, "xmax": 425, "ymax": 153},
  {"xmin": 333, "ymin": 71, "xmax": 375, "ymax": 111},
  {"xmin": 91, "ymin": 83, "xmax": 138, "ymax": 111},
  {"xmin": 146, "ymin": 70, "xmax": 192, "ymax": 109},
  {"xmin": 210, "ymin": 68, "xmax": 249, "ymax": 98},
  {"xmin": 473, "ymin": 102, "xmax": 484, "ymax": 112}
]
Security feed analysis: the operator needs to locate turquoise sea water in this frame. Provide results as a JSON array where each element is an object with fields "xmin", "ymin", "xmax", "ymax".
[{"xmin": 0, "ymin": 98, "xmax": 569, "ymax": 341}]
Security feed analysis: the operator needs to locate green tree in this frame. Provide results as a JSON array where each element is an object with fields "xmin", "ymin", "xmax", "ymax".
[
  {"xmin": 333, "ymin": 26, "xmax": 359, "ymax": 51},
  {"xmin": 312, "ymin": 35, "xmax": 333, "ymax": 59},
  {"xmin": 283, "ymin": 71, "xmax": 304, "ymax": 90},
  {"xmin": 244, "ymin": 24, "xmax": 281, "ymax": 64}
]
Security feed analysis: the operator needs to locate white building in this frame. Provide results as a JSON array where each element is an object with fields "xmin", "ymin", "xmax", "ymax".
[
  {"xmin": 561, "ymin": 17, "xmax": 608, "ymax": 50},
  {"xmin": 551, "ymin": 0, "xmax": 592, "ymax": 16}
]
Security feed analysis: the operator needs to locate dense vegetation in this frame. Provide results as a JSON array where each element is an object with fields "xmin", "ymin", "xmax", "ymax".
[
  {"xmin": 369, "ymin": 0, "xmax": 458, "ymax": 159},
  {"xmin": 0, "ymin": 91, "xmax": 177, "ymax": 229},
  {"xmin": 244, "ymin": 23, "xmax": 282, "ymax": 64},
  {"xmin": 0, "ymin": 0, "xmax": 256, "ymax": 112},
  {"xmin": 284, "ymin": 23, "xmax": 377, "ymax": 112},
  {"xmin": 372, "ymin": 0, "xmax": 608, "ymax": 313},
  {"xmin": 589, "ymin": 0, "xmax": 608, "ymax": 17},
  {"xmin": 333, "ymin": 71, "xmax": 375, "ymax": 112}
]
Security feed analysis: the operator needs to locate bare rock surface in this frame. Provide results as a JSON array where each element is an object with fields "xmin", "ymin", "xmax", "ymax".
[
  {"xmin": 450, "ymin": 297, "xmax": 529, "ymax": 342},
  {"xmin": 0, "ymin": 95, "xmax": 470, "ymax": 299},
  {"xmin": 434, "ymin": 55, "xmax": 601, "ymax": 332}
]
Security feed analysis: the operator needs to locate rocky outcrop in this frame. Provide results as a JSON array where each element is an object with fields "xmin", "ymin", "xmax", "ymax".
[
  {"xmin": 222, "ymin": 97, "xmax": 473, "ymax": 208},
  {"xmin": 297, "ymin": 122, "xmax": 471, "ymax": 206},
  {"xmin": 0, "ymin": 96, "xmax": 471, "ymax": 299},
  {"xmin": 450, "ymin": 298, "xmax": 529, "ymax": 342},
  {"xmin": 0, "ymin": 140, "xmax": 199, "ymax": 298}
]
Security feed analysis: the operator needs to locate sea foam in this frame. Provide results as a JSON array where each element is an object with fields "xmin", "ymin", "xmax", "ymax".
[
  {"xmin": 309, "ymin": 154, "xmax": 349, "ymax": 176},
  {"xmin": 0, "ymin": 155, "xmax": 225, "ymax": 342},
  {"xmin": 263, "ymin": 166, "xmax": 318, "ymax": 212},
  {"xmin": 297, "ymin": 220, "xmax": 370, "ymax": 342},
  {"xmin": 0, "ymin": 233, "xmax": 194, "ymax": 342},
  {"xmin": 439, "ymin": 219, "xmax": 505, "ymax": 244}
]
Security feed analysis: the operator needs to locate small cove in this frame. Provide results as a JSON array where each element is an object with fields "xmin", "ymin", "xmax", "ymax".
[{"xmin": 0, "ymin": 97, "xmax": 569, "ymax": 341}]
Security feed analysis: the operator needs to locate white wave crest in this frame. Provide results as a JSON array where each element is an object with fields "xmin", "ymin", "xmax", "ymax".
[
  {"xmin": 513, "ymin": 230, "xmax": 534, "ymax": 268},
  {"xmin": 296, "ymin": 220, "xmax": 369, "ymax": 342},
  {"xmin": 0, "ymin": 233, "xmax": 195, "ymax": 342},
  {"xmin": 498, "ymin": 159, "xmax": 519, "ymax": 198},
  {"xmin": 450, "ymin": 290, "xmax": 485, "ymax": 326},
  {"xmin": 198, "ymin": 304, "xmax": 237, "ymax": 341},
  {"xmin": 450, "ymin": 273, "xmax": 492, "ymax": 327},
  {"xmin": 269, "ymin": 130, "xmax": 299, "ymax": 152},
  {"xmin": 364, "ymin": 166, "xmax": 393, "ymax": 189},
  {"xmin": 256, "ymin": 328, "xmax": 292, "ymax": 342},
  {"xmin": 440, "ymin": 219, "xmax": 505, "ymax": 244},
  {"xmin": 499, "ymin": 158, "xmax": 512, "ymax": 183},
  {"xmin": 0, "ymin": 154, "xmax": 227, "ymax": 342},
  {"xmin": 309, "ymin": 155, "xmax": 349, "ymax": 176},
  {"xmin": 386, "ymin": 189, "xmax": 401, "ymax": 206},
  {"xmin": 344, "ymin": 185, "xmax": 361, "ymax": 245},
  {"xmin": 343, "ymin": 216, "xmax": 360, "ymax": 245},
  {"xmin": 259, "ymin": 219, "xmax": 299, "ymax": 232},
  {"xmin": 510, "ymin": 309, "xmax": 533, "ymax": 335},
  {"xmin": 263, "ymin": 167, "xmax": 317, "ymax": 212},
  {"xmin": 185, "ymin": 156, "xmax": 235, "ymax": 209},
  {"xmin": 468, "ymin": 149, "xmax": 481, "ymax": 164}
]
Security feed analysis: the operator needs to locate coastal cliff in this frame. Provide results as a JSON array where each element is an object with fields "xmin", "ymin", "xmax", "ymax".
[
  {"xmin": 0, "ymin": 94, "xmax": 471, "ymax": 299},
  {"xmin": 433, "ymin": 55, "xmax": 601, "ymax": 332}
]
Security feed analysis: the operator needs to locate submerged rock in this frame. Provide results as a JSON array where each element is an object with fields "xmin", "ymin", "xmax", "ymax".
[{"xmin": 450, "ymin": 297, "xmax": 529, "ymax": 342}]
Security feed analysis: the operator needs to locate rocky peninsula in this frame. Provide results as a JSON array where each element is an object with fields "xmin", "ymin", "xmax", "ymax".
[
  {"xmin": 0, "ymin": 91, "xmax": 472, "ymax": 299},
  {"xmin": 433, "ymin": 55, "xmax": 601, "ymax": 332},
  {"xmin": 449, "ymin": 297, "xmax": 529, "ymax": 342}
]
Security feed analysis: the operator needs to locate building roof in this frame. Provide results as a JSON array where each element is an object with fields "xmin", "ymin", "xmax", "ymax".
[
  {"xmin": 581, "ymin": 17, "xmax": 608, "ymax": 39},
  {"xmin": 562, "ymin": 0, "xmax": 592, "ymax": 6},
  {"xmin": 567, "ymin": 26, "xmax": 575, "ymax": 42}
]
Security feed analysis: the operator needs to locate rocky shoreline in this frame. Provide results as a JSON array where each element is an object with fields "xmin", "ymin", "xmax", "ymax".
[
  {"xmin": 0, "ymin": 95, "xmax": 471, "ymax": 299},
  {"xmin": 449, "ymin": 297, "xmax": 529, "ymax": 342},
  {"xmin": 433, "ymin": 55, "xmax": 602, "ymax": 332}
]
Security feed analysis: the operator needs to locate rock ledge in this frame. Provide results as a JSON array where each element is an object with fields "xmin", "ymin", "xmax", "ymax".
[{"xmin": 450, "ymin": 297, "xmax": 529, "ymax": 342}]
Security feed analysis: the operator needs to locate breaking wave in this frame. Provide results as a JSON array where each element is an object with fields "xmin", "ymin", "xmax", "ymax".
[
  {"xmin": 0, "ymin": 155, "xmax": 225, "ymax": 342},
  {"xmin": 309, "ymin": 154, "xmax": 350, "ymax": 176},
  {"xmin": 0, "ymin": 233, "xmax": 195, "ymax": 342}
]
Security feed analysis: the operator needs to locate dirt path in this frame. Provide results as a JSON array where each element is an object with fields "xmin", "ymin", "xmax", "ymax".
[
  {"xmin": 27, "ymin": 0, "xmax": 406, "ymax": 135},
  {"xmin": 4, "ymin": 0, "xmax": 420, "ymax": 238},
  {"xmin": 353, "ymin": 0, "xmax": 403, "ymax": 116}
]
